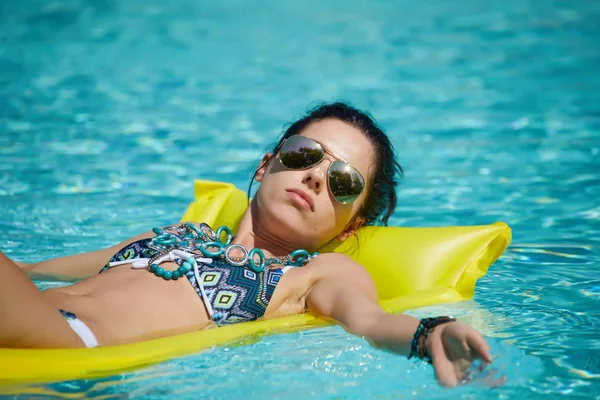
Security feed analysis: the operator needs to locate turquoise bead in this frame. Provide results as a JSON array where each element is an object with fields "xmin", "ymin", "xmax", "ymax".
[
  {"xmin": 248, "ymin": 248, "xmax": 266, "ymax": 272},
  {"xmin": 145, "ymin": 224, "xmax": 314, "ymax": 281},
  {"xmin": 216, "ymin": 226, "xmax": 233, "ymax": 246},
  {"xmin": 290, "ymin": 249, "xmax": 309, "ymax": 258},
  {"xmin": 289, "ymin": 249, "xmax": 315, "ymax": 266},
  {"xmin": 200, "ymin": 242, "xmax": 224, "ymax": 257},
  {"xmin": 181, "ymin": 261, "xmax": 192, "ymax": 273},
  {"xmin": 155, "ymin": 235, "xmax": 176, "ymax": 246},
  {"xmin": 185, "ymin": 223, "xmax": 202, "ymax": 236}
]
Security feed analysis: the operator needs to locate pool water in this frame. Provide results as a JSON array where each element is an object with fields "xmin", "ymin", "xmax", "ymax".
[{"xmin": 1, "ymin": 0, "xmax": 599, "ymax": 398}]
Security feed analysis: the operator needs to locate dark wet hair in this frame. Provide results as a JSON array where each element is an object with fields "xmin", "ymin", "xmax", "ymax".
[{"xmin": 248, "ymin": 102, "xmax": 403, "ymax": 226}]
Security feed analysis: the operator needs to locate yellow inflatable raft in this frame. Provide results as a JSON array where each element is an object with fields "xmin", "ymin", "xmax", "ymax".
[{"xmin": 0, "ymin": 180, "xmax": 511, "ymax": 387}]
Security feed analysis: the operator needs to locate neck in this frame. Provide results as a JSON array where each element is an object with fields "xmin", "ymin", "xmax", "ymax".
[{"xmin": 232, "ymin": 200, "xmax": 302, "ymax": 258}]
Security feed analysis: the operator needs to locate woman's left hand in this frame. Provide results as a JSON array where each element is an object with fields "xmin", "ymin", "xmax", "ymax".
[{"xmin": 426, "ymin": 321, "xmax": 500, "ymax": 387}]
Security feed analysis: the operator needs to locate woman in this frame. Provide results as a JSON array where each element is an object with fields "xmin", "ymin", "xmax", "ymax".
[{"xmin": 1, "ymin": 102, "xmax": 494, "ymax": 387}]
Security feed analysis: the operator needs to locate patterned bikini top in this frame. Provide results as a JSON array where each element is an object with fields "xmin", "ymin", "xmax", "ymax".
[{"xmin": 100, "ymin": 238, "xmax": 287, "ymax": 326}]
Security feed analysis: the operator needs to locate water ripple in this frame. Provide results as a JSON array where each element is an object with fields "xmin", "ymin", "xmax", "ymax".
[{"xmin": 1, "ymin": 0, "xmax": 599, "ymax": 398}]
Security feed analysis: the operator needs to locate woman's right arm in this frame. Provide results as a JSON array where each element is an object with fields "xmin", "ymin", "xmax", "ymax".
[
  {"xmin": 16, "ymin": 230, "xmax": 156, "ymax": 281},
  {"xmin": 305, "ymin": 253, "xmax": 494, "ymax": 387}
]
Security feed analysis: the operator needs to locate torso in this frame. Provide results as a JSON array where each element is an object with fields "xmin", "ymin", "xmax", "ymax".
[{"xmin": 41, "ymin": 243, "xmax": 316, "ymax": 347}]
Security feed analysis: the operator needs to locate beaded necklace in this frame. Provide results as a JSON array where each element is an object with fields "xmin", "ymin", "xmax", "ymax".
[{"xmin": 146, "ymin": 223, "xmax": 319, "ymax": 279}]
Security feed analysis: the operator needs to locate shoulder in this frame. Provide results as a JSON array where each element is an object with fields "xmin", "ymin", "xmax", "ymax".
[
  {"xmin": 304, "ymin": 252, "xmax": 355, "ymax": 269},
  {"xmin": 304, "ymin": 252, "xmax": 373, "ymax": 283},
  {"xmin": 302, "ymin": 253, "xmax": 380, "ymax": 310}
]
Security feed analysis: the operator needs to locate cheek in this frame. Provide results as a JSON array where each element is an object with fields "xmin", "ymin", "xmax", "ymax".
[
  {"xmin": 334, "ymin": 195, "xmax": 367, "ymax": 230},
  {"xmin": 257, "ymin": 178, "xmax": 280, "ymax": 207},
  {"xmin": 326, "ymin": 201, "xmax": 355, "ymax": 230},
  {"xmin": 316, "ymin": 183, "xmax": 364, "ymax": 227},
  {"xmin": 256, "ymin": 170, "xmax": 294, "ymax": 209}
]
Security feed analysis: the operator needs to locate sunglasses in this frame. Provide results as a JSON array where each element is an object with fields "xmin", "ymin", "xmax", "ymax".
[{"xmin": 278, "ymin": 135, "xmax": 365, "ymax": 204}]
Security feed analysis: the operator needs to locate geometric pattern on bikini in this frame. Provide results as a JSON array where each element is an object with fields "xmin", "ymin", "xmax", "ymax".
[
  {"xmin": 98, "ymin": 238, "xmax": 157, "ymax": 273},
  {"xmin": 98, "ymin": 237, "xmax": 284, "ymax": 326},
  {"xmin": 184, "ymin": 258, "xmax": 283, "ymax": 326}
]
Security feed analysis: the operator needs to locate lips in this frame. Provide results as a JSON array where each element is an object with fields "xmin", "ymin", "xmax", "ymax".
[{"xmin": 286, "ymin": 189, "xmax": 315, "ymax": 212}]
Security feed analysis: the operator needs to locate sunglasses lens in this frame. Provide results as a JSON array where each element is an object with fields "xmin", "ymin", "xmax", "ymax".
[
  {"xmin": 328, "ymin": 161, "xmax": 365, "ymax": 204},
  {"xmin": 279, "ymin": 136, "xmax": 324, "ymax": 169}
]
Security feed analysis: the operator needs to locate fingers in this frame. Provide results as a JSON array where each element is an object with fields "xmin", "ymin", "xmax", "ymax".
[
  {"xmin": 482, "ymin": 370, "xmax": 507, "ymax": 388},
  {"xmin": 429, "ymin": 325, "xmax": 495, "ymax": 388},
  {"xmin": 466, "ymin": 332, "xmax": 493, "ymax": 363},
  {"xmin": 430, "ymin": 334, "xmax": 458, "ymax": 387},
  {"xmin": 459, "ymin": 367, "xmax": 507, "ymax": 388}
]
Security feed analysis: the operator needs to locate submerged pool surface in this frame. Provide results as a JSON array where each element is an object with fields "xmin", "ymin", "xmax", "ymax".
[{"xmin": 1, "ymin": 0, "xmax": 599, "ymax": 398}]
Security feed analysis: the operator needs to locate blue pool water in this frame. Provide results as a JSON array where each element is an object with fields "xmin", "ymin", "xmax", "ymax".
[{"xmin": 1, "ymin": 0, "xmax": 599, "ymax": 398}]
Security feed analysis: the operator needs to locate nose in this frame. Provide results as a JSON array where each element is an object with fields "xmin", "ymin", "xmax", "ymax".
[{"xmin": 302, "ymin": 163, "xmax": 327, "ymax": 194}]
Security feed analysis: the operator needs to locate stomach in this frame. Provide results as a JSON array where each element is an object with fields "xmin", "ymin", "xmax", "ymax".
[{"xmin": 42, "ymin": 265, "xmax": 213, "ymax": 346}]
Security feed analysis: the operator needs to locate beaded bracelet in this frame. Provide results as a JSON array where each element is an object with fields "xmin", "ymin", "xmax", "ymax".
[{"xmin": 408, "ymin": 316, "xmax": 456, "ymax": 363}]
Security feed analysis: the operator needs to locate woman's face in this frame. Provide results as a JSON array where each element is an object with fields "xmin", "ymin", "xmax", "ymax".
[{"xmin": 255, "ymin": 118, "xmax": 376, "ymax": 251}]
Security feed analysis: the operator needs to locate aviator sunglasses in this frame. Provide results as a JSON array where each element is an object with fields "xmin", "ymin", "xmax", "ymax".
[{"xmin": 277, "ymin": 135, "xmax": 365, "ymax": 204}]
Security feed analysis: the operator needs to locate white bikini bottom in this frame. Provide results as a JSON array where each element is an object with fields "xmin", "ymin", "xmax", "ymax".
[{"xmin": 59, "ymin": 309, "xmax": 98, "ymax": 348}]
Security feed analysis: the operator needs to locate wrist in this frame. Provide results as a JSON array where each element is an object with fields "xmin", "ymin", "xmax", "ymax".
[
  {"xmin": 408, "ymin": 316, "xmax": 456, "ymax": 363},
  {"xmin": 423, "ymin": 323, "xmax": 443, "ymax": 360}
]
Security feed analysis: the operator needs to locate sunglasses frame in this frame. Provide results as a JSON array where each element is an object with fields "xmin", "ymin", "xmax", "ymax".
[{"xmin": 277, "ymin": 135, "xmax": 365, "ymax": 204}]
